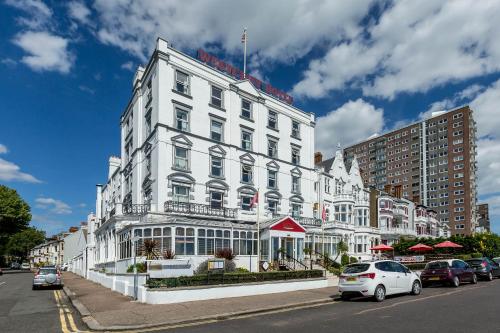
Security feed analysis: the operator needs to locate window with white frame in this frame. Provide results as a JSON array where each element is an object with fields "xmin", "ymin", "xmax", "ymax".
[
  {"xmin": 268, "ymin": 110, "xmax": 278, "ymax": 129},
  {"xmin": 173, "ymin": 146, "xmax": 189, "ymax": 171},
  {"xmin": 233, "ymin": 231, "xmax": 257, "ymax": 255},
  {"xmin": 291, "ymin": 120, "xmax": 300, "ymax": 138},
  {"xmin": 455, "ymin": 207, "xmax": 464, "ymax": 212},
  {"xmin": 325, "ymin": 178, "xmax": 331, "ymax": 193},
  {"xmin": 291, "ymin": 202, "xmax": 302, "ymax": 218},
  {"xmin": 455, "ymin": 215, "xmax": 465, "ymax": 221},
  {"xmin": 241, "ymin": 163, "xmax": 253, "ymax": 184},
  {"xmin": 268, "ymin": 198, "xmax": 278, "ymax": 214},
  {"xmin": 209, "ymin": 191, "xmax": 224, "ymax": 209},
  {"xmin": 175, "ymin": 107, "xmax": 189, "ymax": 132},
  {"xmin": 172, "ymin": 185, "xmax": 190, "ymax": 203},
  {"xmin": 240, "ymin": 193, "xmax": 254, "ymax": 211},
  {"xmin": 175, "ymin": 227, "xmax": 194, "ymax": 255},
  {"xmin": 268, "ymin": 139, "xmax": 278, "ymax": 158},
  {"xmin": 292, "ymin": 175, "xmax": 301, "ymax": 194},
  {"xmin": 241, "ymin": 99, "xmax": 252, "ymax": 119},
  {"xmin": 291, "ymin": 147, "xmax": 300, "ymax": 165},
  {"xmin": 210, "ymin": 155, "xmax": 224, "ymax": 177},
  {"xmin": 210, "ymin": 85, "xmax": 223, "ymax": 108},
  {"xmin": 241, "ymin": 130, "xmax": 253, "ymax": 151},
  {"xmin": 210, "ymin": 119, "xmax": 223, "ymax": 142},
  {"xmin": 267, "ymin": 169, "xmax": 278, "ymax": 189},
  {"xmin": 175, "ymin": 70, "xmax": 190, "ymax": 95}
]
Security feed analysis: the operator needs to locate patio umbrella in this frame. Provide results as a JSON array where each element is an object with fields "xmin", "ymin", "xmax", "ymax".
[
  {"xmin": 408, "ymin": 243, "xmax": 433, "ymax": 252},
  {"xmin": 370, "ymin": 244, "xmax": 394, "ymax": 251},
  {"xmin": 433, "ymin": 241, "xmax": 463, "ymax": 248}
]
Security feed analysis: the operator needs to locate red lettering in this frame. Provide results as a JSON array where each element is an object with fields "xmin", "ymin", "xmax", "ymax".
[{"xmin": 197, "ymin": 49, "xmax": 211, "ymax": 63}]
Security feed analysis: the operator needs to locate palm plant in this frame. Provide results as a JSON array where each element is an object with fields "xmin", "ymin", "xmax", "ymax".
[{"xmin": 143, "ymin": 239, "xmax": 159, "ymax": 260}]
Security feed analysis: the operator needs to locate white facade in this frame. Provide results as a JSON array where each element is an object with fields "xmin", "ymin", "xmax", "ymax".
[
  {"xmin": 63, "ymin": 224, "xmax": 88, "ymax": 276},
  {"xmin": 30, "ymin": 238, "xmax": 64, "ymax": 267},
  {"xmin": 314, "ymin": 149, "xmax": 380, "ymax": 261},
  {"xmin": 91, "ymin": 38, "xmax": 317, "ymax": 274}
]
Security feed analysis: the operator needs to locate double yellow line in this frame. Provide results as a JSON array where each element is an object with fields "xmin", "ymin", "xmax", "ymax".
[{"xmin": 53, "ymin": 289, "xmax": 86, "ymax": 333}]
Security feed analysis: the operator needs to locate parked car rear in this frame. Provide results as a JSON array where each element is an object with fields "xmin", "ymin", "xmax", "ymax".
[
  {"xmin": 21, "ymin": 262, "xmax": 30, "ymax": 270},
  {"xmin": 32, "ymin": 267, "xmax": 63, "ymax": 290},
  {"xmin": 421, "ymin": 260, "xmax": 477, "ymax": 287},
  {"xmin": 465, "ymin": 258, "xmax": 500, "ymax": 281}
]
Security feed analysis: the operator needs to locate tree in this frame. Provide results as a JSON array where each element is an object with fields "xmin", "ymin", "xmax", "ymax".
[
  {"xmin": 333, "ymin": 240, "xmax": 348, "ymax": 263},
  {"xmin": 0, "ymin": 185, "xmax": 31, "ymax": 236},
  {"xmin": 5, "ymin": 227, "xmax": 45, "ymax": 259}
]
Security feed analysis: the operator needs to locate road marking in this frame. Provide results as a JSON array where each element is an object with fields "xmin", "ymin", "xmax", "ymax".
[
  {"xmin": 355, "ymin": 285, "xmax": 487, "ymax": 315},
  {"xmin": 54, "ymin": 290, "xmax": 70, "ymax": 333},
  {"xmin": 56, "ymin": 290, "xmax": 79, "ymax": 332}
]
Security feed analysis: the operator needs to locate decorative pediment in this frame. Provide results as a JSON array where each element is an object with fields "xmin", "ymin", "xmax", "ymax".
[
  {"xmin": 265, "ymin": 190, "xmax": 282, "ymax": 199},
  {"xmin": 209, "ymin": 144, "xmax": 226, "ymax": 156},
  {"xmin": 239, "ymin": 152, "xmax": 255, "ymax": 164},
  {"xmin": 290, "ymin": 167, "xmax": 302, "ymax": 176},
  {"xmin": 230, "ymin": 80, "xmax": 262, "ymax": 101},
  {"xmin": 289, "ymin": 194, "xmax": 304, "ymax": 203},
  {"xmin": 167, "ymin": 172, "xmax": 195, "ymax": 184},
  {"xmin": 171, "ymin": 134, "xmax": 193, "ymax": 146},
  {"xmin": 237, "ymin": 185, "xmax": 257, "ymax": 195},
  {"xmin": 269, "ymin": 217, "xmax": 306, "ymax": 233},
  {"xmin": 266, "ymin": 160, "xmax": 280, "ymax": 170},
  {"xmin": 206, "ymin": 179, "xmax": 229, "ymax": 190}
]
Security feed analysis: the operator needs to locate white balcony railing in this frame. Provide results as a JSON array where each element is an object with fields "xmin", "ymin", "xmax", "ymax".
[{"xmin": 380, "ymin": 226, "xmax": 417, "ymax": 236}]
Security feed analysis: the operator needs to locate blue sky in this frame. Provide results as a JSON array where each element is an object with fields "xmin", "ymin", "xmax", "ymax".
[{"xmin": 1, "ymin": 0, "xmax": 500, "ymax": 235}]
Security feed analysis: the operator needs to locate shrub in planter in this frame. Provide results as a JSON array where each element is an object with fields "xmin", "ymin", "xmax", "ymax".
[
  {"xmin": 341, "ymin": 253, "xmax": 350, "ymax": 266},
  {"xmin": 349, "ymin": 257, "xmax": 358, "ymax": 264},
  {"xmin": 195, "ymin": 259, "xmax": 236, "ymax": 275},
  {"xmin": 127, "ymin": 262, "xmax": 147, "ymax": 273},
  {"xmin": 470, "ymin": 252, "xmax": 483, "ymax": 258},
  {"xmin": 215, "ymin": 248, "xmax": 236, "ymax": 260},
  {"xmin": 234, "ymin": 267, "xmax": 250, "ymax": 273},
  {"xmin": 162, "ymin": 250, "xmax": 175, "ymax": 259}
]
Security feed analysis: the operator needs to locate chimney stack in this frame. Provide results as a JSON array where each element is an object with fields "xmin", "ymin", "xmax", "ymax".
[{"xmin": 314, "ymin": 152, "xmax": 323, "ymax": 165}]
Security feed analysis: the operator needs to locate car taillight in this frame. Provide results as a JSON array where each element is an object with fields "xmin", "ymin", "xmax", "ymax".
[
  {"xmin": 359, "ymin": 273, "xmax": 376, "ymax": 279},
  {"xmin": 339, "ymin": 275, "xmax": 347, "ymax": 279}
]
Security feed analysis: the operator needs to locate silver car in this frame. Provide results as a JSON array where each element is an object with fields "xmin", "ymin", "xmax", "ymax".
[{"xmin": 32, "ymin": 267, "xmax": 63, "ymax": 290}]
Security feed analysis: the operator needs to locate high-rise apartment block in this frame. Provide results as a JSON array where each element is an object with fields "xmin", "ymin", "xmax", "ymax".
[{"xmin": 344, "ymin": 106, "xmax": 478, "ymax": 235}]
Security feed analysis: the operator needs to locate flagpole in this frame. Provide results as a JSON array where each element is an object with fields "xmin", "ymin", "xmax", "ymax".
[
  {"xmin": 256, "ymin": 188, "xmax": 260, "ymax": 271},
  {"xmin": 243, "ymin": 28, "xmax": 247, "ymax": 79}
]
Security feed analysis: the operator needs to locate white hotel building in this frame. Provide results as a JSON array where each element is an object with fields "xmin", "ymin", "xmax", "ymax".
[
  {"xmin": 91, "ymin": 38, "xmax": 319, "ymax": 273},
  {"xmin": 89, "ymin": 38, "xmax": 446, "ymax": 274}
]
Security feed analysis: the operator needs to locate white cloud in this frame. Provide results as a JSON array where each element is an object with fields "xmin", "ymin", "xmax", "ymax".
[
  {"xmin": 1, "ymin": 58, "xmax": 17, "ymax": 67},
  {"xmin": 5, "ymin": 0, "xmax": 52, "ymax": 29},
  {"xmin": 35, "ymin": 197, "xmax": 72, "ymax": 215},
  {"xmin": 79, "ymin": 85, "xmax": 95, "ymax": 94},
  {"xmin": 121, "ymin": 61, "xmax": 134, "ymax": 71},
  {"xmin": 315, "ymin": 99, "xmax": 384, "ymax": 157},
  {"xmin": 0, "ymin": 143, "xmax": 41, "ymax": 183},
  {"xmin": 293, "ymin": 0, "xmax": 500, "ymax": 100},
  {"xmin": 92, "ymin": 0, "xmax": 373, "ymax": 62},
  {"xmin": 13, "ymin": 31, "xmax": 74, "ymax": 73},
  {"xmin": 68, "ymin": 1, "xmax": 92, "ymax": 26}
]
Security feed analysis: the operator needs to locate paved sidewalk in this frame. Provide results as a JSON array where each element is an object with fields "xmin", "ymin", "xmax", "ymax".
[{"xmin": 62, "ymin": 272, "xmax": 339, "ymax": 331}]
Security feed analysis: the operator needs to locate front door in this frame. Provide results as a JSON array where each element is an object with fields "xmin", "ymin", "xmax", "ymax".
[{"xmin": 280, "ymin": 238, "xmax": 294, "ymax": 259}]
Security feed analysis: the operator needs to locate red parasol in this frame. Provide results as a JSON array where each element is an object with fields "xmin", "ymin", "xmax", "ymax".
[
  {"xmin": 370, "ymin": 244, "xmax": 394, "ymax": 251},
  {"xmin": 408, "ymin": 243, "xmax": 433, "ymax": 252},
  {"xmin": 433, "ymin": 240, "xmax": 463, "ymax": 248}
]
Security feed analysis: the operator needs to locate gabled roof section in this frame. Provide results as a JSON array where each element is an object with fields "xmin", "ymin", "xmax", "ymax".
[
  {"xmin": 231, "ymin": 79, "xmax": 262, "ymax": 99},
  {"xmin": 329, "ymin": 147, "xmax": 349, "ymax": 181},
  {"xmin": 348, "ymin": 156, "xmax": 364, "ymax": 189},
  {"xmin": 317, "ymin": 157, "xmax": 335, "ymax": 173},
  {"xmin": 260, "ymin": 216, "xmax": 306, "ymax": 233}
]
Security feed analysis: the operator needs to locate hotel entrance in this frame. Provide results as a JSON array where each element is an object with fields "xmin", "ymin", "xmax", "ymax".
[{"xmin": 260, "ymin": 217, "xmax": 306, "ymax": 269}]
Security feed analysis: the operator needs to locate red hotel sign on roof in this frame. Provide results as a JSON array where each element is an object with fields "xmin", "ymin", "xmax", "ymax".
[{"xmin": 197, "ymin": 49, "xmax": 293, "ymax": 105}]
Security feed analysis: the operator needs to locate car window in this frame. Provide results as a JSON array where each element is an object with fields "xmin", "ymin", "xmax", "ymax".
[
  {"xmin": 39, "ymin": 268, "xmax": 57, "ymax": 275},
  {"xmin": 390, "ymin": 262, "xmax": 407, "ymax": 273},
  {"xmin": 343, "ymin": 264, "xmax": 370, "ymax": 274},
  {"xmin": 375, "ymin": 262, "xmax": 393, "ymax": 272},
  {"xmin": 426, "ymin": 261, "xmax": 449, "ymax": 269},
  {"xmin": 451, "ymin": 260, "xmax": 461, "ymax": 268},
  {"xmin": 466, "ymin": 259, "xmax": 483, "ymax": 266}
]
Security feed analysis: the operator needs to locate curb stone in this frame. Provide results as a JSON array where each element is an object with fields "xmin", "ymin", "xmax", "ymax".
[{"xmin": 62, "ymin": 285, "xmax": 339, "ymax": 332}]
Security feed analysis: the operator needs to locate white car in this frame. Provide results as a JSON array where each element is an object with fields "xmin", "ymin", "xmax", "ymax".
[{"xmin": 339, "ymin": 260, "xmax": 422, "ymax": 302}]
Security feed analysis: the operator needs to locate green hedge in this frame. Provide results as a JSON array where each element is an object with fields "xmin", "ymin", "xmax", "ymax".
[
  {"xmin": 148, "ymin": 269, "xmax": 324, "ymax": 288},
  {"xmin": 404, "ymin": 263, "xmax": 427, "ymax": 271}
]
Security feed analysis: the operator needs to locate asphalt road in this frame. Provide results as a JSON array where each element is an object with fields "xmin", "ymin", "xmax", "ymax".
[
  {"xmin": 165, "ymin": 278, "xmax": 500, "ymax": 333},
  {"xmin": 0, "ymin": 270, "xmax": 85, "ymax": 333}
]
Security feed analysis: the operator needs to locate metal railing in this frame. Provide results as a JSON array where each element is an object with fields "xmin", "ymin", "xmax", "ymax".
[
  {"xmin": 123, "ymin": 204, "xmax": 150, "ymax": 215},
  {"xmin": 164, "ymin": 200, "xmax": 237, "ymax": 219},
  {"xmin": 279, "ymin": 253, "xmax": 308, "ymax": 271},
  {"xmin": 272, "ymin": 214, "xmax": 322, "ymax": 227}
]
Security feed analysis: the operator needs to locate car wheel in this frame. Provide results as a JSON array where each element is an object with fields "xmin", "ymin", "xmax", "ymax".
[
  {"xmin": 487, "ymin": 272, "xmax": 493, "ymax": 281},
  {"xmin": 373, "ymin": 285, "xmax": 386, "ymax": 302},
  {"xmin": 411, "ymin": 280, "xmax": 421, "ymax": 295},
  {"xmin": 472, "ymin": 274, "xmax": 478, "ymax": 284},
  {"xmin": 32, "ymin": 285, "xmax": 37, "ymax": 290},
  {"xmin": 452, "ymin": 276, "xmax": 460, "ymax": 288}
]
